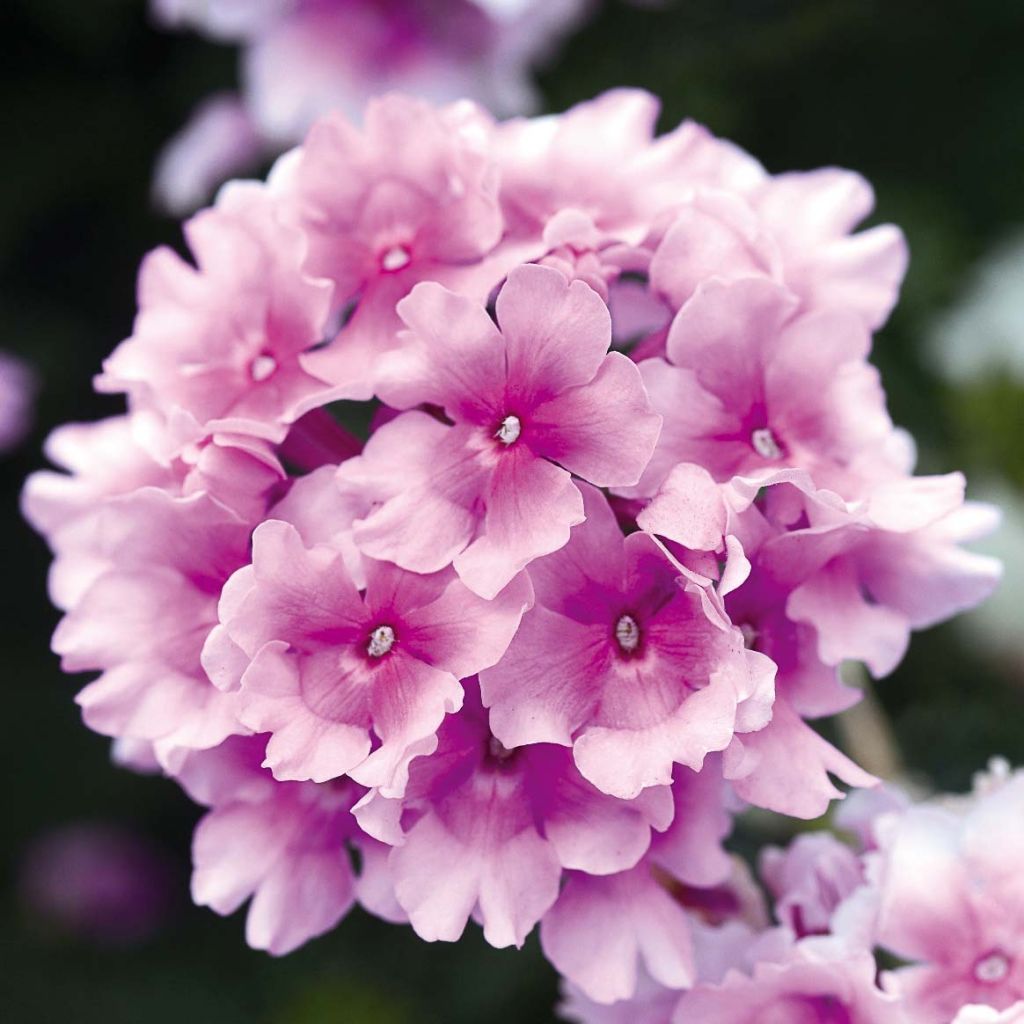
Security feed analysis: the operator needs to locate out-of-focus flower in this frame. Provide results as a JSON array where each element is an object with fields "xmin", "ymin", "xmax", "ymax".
[
  {"xmin": 674, "ymin": 938, "xmax": 908, "ymax": 1023},
  {"xmin": 870, "ymin": 769, "xmax": 1024, "ymax": 1022},
  {"xmin": 18, "ymin": 822, "xmax": 177, "ymax": 945},
  {"xmin": 151, "ymin": 0, "xmax": 592, "ymax": 213},
  {"xmin": 0, "ymin": 350, "xmax": 35, "ymax": 454},
  {"xmin": 760, "ymin": 833, "xmax": 864, "ymax": 938}
]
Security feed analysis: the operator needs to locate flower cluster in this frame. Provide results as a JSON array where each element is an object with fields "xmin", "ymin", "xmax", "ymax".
[
  {"xmin": 151, "ymin": 0, "xmax": 590, "ymax": 212},
  {"xmin": 24, "ymin": 89, "xmax": 1000, "ymax": 1016}
]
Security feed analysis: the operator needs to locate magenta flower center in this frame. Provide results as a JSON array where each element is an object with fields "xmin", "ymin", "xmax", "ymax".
[
  {"xmin": 974, "ymin": 951, "xmax": 1011, "ymax": 984},
  {"xmin": 366, "ymin": 624, "xmax": 396, "ymax": 658},
  {"xmin": 495, "ymin": 414, "xmax": 522, "ymax": 445},
  {"xmin": 614, "ymin": 614, "xmax": 641, "ymax": 653},
  {"xmin": 751, "ymin": 426, "xmax": 784, "ymax": 460}
]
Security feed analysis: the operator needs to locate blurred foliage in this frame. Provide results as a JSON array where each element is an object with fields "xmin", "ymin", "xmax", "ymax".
[{"xmin": 2, "ymin": 0, "xmax": 1024, "ymax": 1021}]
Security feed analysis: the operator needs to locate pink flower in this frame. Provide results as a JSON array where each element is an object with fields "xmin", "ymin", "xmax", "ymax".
[
  {"xmin": 176, "ymin": 735, "xmax": 390, "ymax": 954},
  {"xmin": 643, "ymin": 465, "xmax": 1001, "ymax": 684},
  {"xmin": 648, "ymin": 170, "xmax": 908, "ymax": 331},
  {"xmin": 633, "ymin": 277, "xmax": 895, "ymax": 500},
  {"xmin": 641, "ymin": 465, "xmax": 996, "ymax": 816},
  {"xmin": 355, "ymin": 682, "xmax": 673, "ymax": 948},
  {"xmin": 50, "ymin": 486, "xmax": 255, "ymax": 769},
  {"xmin": 98, "ymin": 186, "xmax": 334, "ymax": 451},
  {"xmin": 747, "ymin": 169, "xmax": 909, "ymax": 331},
  {"xmin": 205, "ymin": 519, "xmax": 531, "ymax": 792},
  {"xmin": 675, "ymin": 938, "xmax": 908, "ymax": 1023},
  {"xmin": 540, "ymin": 761, "xmax": 736, "ymax": 1003},
  {"xmin": 152, "ymin": 1, "xmax": 590, "ymax": 212},
  {"xmin": 23, "ymin": 416, "xmax": 285, "ymax": 613},
  {"xmin": 480, "ymin": 482, "xmax": 773, "ymax": 798},
  {"xmin": 561, "ymin": 969, "xmax": 680, "ymax": 1024},
  {"xmin": 760, "ymin": 833, "xmax": 865, "ymax": 938},
  {"xmin": 871, "ymin": 771, "xmax": 1024, "ymax": 1022},
  {"xmin": 282, "ymin": 94, "xmax": 505, "ymax": 398},
  {"xmin": 495, "ymin": 89, "xmax": 764, "ymax": 241},
  {"xmin": 558, "ymin": 918, "xmax": 774, "ymax": 1024},
  {"xmin": 541, "ymin": 865, "xmax": 697, "ymax": 1004},
  {"xmin": 350, "ymin": 263, "xmax": 661, "ymax": 598}
]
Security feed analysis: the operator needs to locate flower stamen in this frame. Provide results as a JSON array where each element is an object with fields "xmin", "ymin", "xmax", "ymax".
[
  {"xmin": 974, "ymin": 952, "xmax": 1011, "ymax": 984},
  {"xmin": 751, "ymin": 427, "xmax": 783, "ymax": 460},
  {"xmin": 615, "ymin": 614, "xmax": 640, "ymax": 653},
  {"xmin": 367, "ymin": 624, "xmax": 396, "ymax": 658},
  {"xmin": 495, "ymin": 415, "xmax": 522, "ymax": 445},
  {"xmin": 249, "ymin": 354, "xmax": 278, "ymax": 382},
  {"xmin": 380, "ymin": 245, "xmax": 411, "ymax": 272}
]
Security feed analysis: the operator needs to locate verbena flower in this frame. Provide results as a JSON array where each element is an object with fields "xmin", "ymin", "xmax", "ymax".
[{"xmin": 23, "ymin": 88, "xmax": 1002, "ymax": 1021}]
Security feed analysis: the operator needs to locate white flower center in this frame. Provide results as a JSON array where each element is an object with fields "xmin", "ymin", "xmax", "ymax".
[
  {"xmin": 495, "ymin": 415, "xmax": 522, "ymax": 445},
  {"xmin": 751, "ymin": 427, "xmax": 783, "ymax": 460},
  {"xmin": 366, "ymin": 625, "xmax": 396, "ymax": 658},
  {"xmin": 249, "ymin": 354, "xmax": 278, "ymax": 382},
  {"xmin": 740, "ymin": 622, "xmax": 758, "ymax": 649},
  {"xmin": 615, "ymin": 614, "xmax": 640, "ymax": 653},
  {"xmin": 380, "ymin": 245, "xmax": 411, "ymax": 272},
  {"xmin": 975, "ymin": 952, "xmax": 1011, "ymax": 984}
]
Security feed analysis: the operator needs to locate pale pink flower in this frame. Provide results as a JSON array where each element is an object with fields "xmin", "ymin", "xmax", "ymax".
[
  {"xmin": 98, "ymin": 185, "xmax": 334, "ymax": 451},
  {"xmin": 540, "ymin": 761, "xmax": 736, "ymax": 1003},
  {"xmin": 674, "ymin": 937, "xmax": 908, "ymax": 1023},
  {"xmin": 50, "ymin": 487, "xmax": 256, "ymax": 769},
  {"xmin": 152, "ymin": 94, "xmax": 264, "ymax": 216},
  {"xmin": 542, "ymin": 865, "xmax": 697, "ymax": 1004},
  {"xmin": 760, "ymin": 833, "xmax": 865, "ymax": 938},
  {"xmin": 495, "ymin": 89, "xmax": 764, "ymax": 241},
  {"xmin": 872, "ymin": 771, "xmax": 1024, "ymax": 1022}
]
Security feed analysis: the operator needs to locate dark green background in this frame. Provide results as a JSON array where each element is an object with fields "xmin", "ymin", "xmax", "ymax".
[{"xmin": 2, "ymin": 1, "xmax": 1023, "ymax": 1021}]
